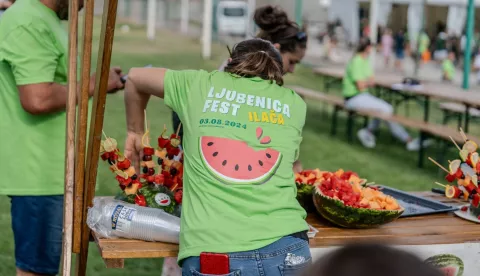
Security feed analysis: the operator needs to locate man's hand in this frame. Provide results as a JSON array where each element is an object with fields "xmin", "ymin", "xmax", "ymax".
[{"xmin": 89, "ymin": 67, "xmax": 125, "ymax": 96}]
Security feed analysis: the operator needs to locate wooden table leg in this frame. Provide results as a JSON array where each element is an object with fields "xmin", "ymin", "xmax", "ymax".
[{"xmin": 464, "ymin": 104, "xmax": 470, "ymax": 133}]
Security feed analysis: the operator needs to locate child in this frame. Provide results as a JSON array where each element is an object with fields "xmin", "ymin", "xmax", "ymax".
[
  {"xmin": 381, "ymin": 28, "xmax": 393, "ymax": 68},
  {"xmin": 442, "ymin": 51, "xmax": 456, "ymax": 82}
]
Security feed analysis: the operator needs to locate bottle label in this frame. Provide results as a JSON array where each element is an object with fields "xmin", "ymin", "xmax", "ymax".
[
  {"xmin": 111, "ymin": 204, "xmax": 136, "ymax": 232},
  {"xmin": 155, "ymin": 193, "xmax": 171, "ymax": 206}
]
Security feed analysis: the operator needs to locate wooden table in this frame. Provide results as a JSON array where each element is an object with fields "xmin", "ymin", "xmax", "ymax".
[
  {"xmin": 93, "ymin": 192, "xmax": 479, "ymax": 268},
  {"xmin": 313, "ymin": 67, "xmax": 480, "ymax": 131}
]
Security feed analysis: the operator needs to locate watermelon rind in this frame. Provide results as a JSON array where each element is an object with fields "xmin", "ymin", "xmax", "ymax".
[
  {"xmin": 313, "ymin": 189, "xmax": 404, "ymax": 229},
  {"xmin": 424, "ymin": 254, "xmax": 464, "ymax": 276},
  {"xmin": 199, "ymin": 137, "xmax": 283, "ymax": 185},
  {"xmin": 470, "ymin": 203, "xmax": 480, "ymax": 217}
]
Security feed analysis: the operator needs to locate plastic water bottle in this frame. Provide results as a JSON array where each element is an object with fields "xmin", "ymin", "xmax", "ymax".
[{"xmin": 87, "ymin": 197, "xmax": 180, "ymax": 244}]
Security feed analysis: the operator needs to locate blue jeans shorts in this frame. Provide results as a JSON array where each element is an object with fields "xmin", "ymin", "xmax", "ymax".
[
  {"xmin": 182, "ymin": 236, "xmax": 312, "ymax": 276},
  {"xmin": 10, "ymin": 195, "xmax": 64, "ymax": 275}
]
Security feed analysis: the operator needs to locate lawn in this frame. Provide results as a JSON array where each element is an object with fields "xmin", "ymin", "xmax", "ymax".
[{"xmin": 0, "ymin": 19, "xmax": 468, "ymax": 275}]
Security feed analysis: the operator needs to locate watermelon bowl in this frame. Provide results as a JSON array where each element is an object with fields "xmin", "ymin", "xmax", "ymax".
[{"xmin": 313, "ymin": 187, "xmax": 404, "ymax": 229}]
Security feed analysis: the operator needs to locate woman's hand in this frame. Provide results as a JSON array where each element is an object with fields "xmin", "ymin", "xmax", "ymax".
[{"xmin": 124, "ymin": 131, "xmax": 144, "ymax": 172}]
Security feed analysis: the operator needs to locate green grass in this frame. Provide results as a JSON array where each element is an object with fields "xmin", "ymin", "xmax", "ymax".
[{"xmin": 0, "ymin": 19, "xmax": 471, "ymax": 275}]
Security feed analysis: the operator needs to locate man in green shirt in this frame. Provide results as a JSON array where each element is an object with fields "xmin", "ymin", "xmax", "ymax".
[{"xmin": 0, "ymin": 0, "xmax": 124, "ymax": 275}]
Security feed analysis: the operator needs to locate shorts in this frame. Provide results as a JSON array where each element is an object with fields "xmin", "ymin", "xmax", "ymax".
[
  {"xmin": 181, "ymin": 236, "xmax": 312, "ymax": 276},
  {"xmin": 10, "ymin": 195, "xmax": 64, "ymax": 275},
  {"xmin": 395, "ymin": 49, "xmax": 405, "ymax": 59}
]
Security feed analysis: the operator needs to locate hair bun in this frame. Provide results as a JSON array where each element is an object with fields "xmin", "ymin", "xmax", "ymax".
[{"xmin": 254, "ymin": 5, "xmax": 291, "ymax": 34}]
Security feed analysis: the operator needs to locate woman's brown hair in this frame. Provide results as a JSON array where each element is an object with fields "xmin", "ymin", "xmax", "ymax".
[
  {"xmin": 254, "ymin": 5, "xmax": 307, "ymax": 53},
  {"xmin": 224, "ymin": 38, "xmax": 284, "ymax": 86}
]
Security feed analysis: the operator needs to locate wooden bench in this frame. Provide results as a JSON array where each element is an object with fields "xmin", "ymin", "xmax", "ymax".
[
  {"xmin": 289, "ymin": 86, "xmax": 480, "ymax": 168},
  {"xmin": 439, "ymin": 102, "xmax": 480, "ymax": 128}
]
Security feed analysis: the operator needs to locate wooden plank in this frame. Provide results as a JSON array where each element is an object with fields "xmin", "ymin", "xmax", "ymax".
[
  {"xmin": 62, "ymin": 0, "xmax": 79, "ymax": 274},
  {"xmin": 75, "ymin": 0, "xmax": 119, "ymax": 275},
  {"xmin": 72, "ymin": 0, "xmax": 95, "ymax": 254}
]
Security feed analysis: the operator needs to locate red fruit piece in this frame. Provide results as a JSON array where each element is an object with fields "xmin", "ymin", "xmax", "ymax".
[
  {"xmin": 148, "ymin": 168, "xmax": 155, "ymax": 175},
  {"xmin": 461, "ymin": 206, "xmax": 468, "ymax": 212},
  {"xmin": 116, "ymin": 175, "xmax": 132, "ymax": 186},
  {"xmin": 472, "ymin": 194, "xmax": 480, "ymax": 208},
  {"xmin": 260, "ymin": 136, "xmax": 271, "ymax": 144},
  {"xmin": 445, "ymin": 174, "xmax": 456, "ymax": 183},
  {"xmin": 476, "ymin": 162, "xmax": 480, "ymax": 173},
  {"xmin": 146, "ymin": 175, "xmax": 155, "ymax": 183},
  {"xmin": 154, "ymin": 174, "xmax": 165, "ymax": 185},
  {"xmin": 158, "ymin": 136, "xmax": 170, "ymax": 149},
  {"xmin": 117, "ymin": 159, "xmax": 131, "ymax": 170},
  {"xmin": 119, "ymin": 184, "xmax": 126, "ymax": 190},
  {"xmin": 256, "ymin": 127, "xmax": 263, "ymax": 140},
  {"xmin": 143, "ymin": 147, "xmax": 155, "ymax": 156},
  {"xmin": 174, "ymin": 190, "xmax": 183, "ymax": 204},
  {"xmin": 135, "ymin": 195, "xmax": 147, "ymax": 207},
  {"xmin": 455, "ymin": 168, "xmax": 463, "ymax": 178},
  {"xmin": 101, "ymin": 152, "xmax": 110, "ymax": 161}
]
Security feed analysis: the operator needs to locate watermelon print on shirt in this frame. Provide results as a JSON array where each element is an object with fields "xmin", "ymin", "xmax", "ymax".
[{"xmin": 163, "ymin": 70, "xmax": 308, "ymax": 263}]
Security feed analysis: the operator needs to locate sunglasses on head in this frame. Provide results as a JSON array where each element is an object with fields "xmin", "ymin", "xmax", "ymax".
[{"xmin": 295, "ymin": 32, "xmax": 307, "ymax": 41}]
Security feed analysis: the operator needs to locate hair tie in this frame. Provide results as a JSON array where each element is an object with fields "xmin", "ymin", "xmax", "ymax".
[{"xmin": 259, "ymin": 51, "xmax": 267, "ymax": 54}]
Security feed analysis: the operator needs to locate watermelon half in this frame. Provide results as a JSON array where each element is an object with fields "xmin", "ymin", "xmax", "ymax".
[
  {"xmin": 313, "ymin": 187, "xmax": 404, "ymax": 228},
  {"xmin": 199, "ymin": 136, "xmax": 282, "ymax": 185},
  {"xmin": 425, "ymin": 254, "xmax": 464, "ymax": 276}
]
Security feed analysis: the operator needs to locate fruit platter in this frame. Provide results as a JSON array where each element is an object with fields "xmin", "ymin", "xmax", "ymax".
[
  {"xmin": 429, "ymin": 128, "xmax": 480, "ymax": 223},
  {"xmin": 295, "ymin": 169, "xmax": 322, "ymax": 213},
  {"xmin": 296, "ymin": 169, "xmax": 404, "ymax": 228},
  {"xmin": 99, "ymin": 118, "xmax": 183, "ymax": 216}
]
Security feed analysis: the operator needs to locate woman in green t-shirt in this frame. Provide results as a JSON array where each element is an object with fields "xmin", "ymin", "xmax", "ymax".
[
  {"xmin": 124, "ymin": 38, "xmax": 311, "ymax": 275},
  {"xmin": 343, "ymin": 38, "xmax": 426, "ymax": 151},
  {"xmin": 172, "ymin": 5, "xmax": 308, "ymax": 173}
]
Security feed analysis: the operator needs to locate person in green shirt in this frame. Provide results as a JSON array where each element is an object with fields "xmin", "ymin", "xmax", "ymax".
[
  {"xmin": 172, "ymin": 5, "xmax": 308, "ymax": 174},
  {"xmin": 343, "ymin": 38, "xmax": 427, "ymax": 151},
  {"xmin": 0, "ymin": 0, "xmax": 124, "ymax": 275},
  {"xmin": 442, "ymin": 51, "xmax": 456, "ymax": 82},
  {"xmin": 124, "ymin": 38, "xmax": 311, "ymax": 275}
]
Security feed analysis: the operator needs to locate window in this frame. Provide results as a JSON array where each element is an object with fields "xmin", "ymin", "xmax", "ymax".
[{"xmin": 223, "ymin": 8, "xmax": 245, "ymax": 17}]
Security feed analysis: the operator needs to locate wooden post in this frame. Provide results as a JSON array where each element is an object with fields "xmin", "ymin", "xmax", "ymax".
[
  {"xmin": 62, "ymin": 0, "xmax": 79, "ymax": 273},
  {"xmin": 75, "ymin": 0, "xmax": 119, "ymax": 274},
  {"xmin": 72, "ymin": 0, "xmax": 95, "ymax": 254}
]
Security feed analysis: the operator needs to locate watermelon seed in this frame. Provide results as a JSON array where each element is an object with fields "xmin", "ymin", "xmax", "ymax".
[
  {"xmin": 222, "ymin": 160, "xmax": 227, "ymax": 166},
  {"xmin": 207, "ymin": 142, "xmax": 214, "ymax": 146},
  {"xmin": 258, "ymin": 160, "xmax": 264, "ymax": 166},
  {"xmin": 213, "ymin": 152, "xmax": 218, "ymax": 157},
  {"xmin": 248, "ymin": 165, "xmax": 252, "ymax": 171},
  {"xmin": 235, "ymin": 165, "xmax": 239, "ymax": 171},
  {"xmin": 266, "ymin": 153, "xmax": 271, "ymax": 158}
]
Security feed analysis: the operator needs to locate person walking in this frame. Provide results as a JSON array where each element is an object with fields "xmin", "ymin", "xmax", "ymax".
[
  {"xmin": 0, "ymin": 0, "xmax": 124, "ymax": 275},
  {"xmin": 394, "ymin": 28, "xmax": 406, "ymax": 71}
]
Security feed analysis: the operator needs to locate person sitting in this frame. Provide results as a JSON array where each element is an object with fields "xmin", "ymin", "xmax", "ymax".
[
  {"xmin": 124, "ymin": 38, "xmax": 311, "ymax": 276},
  {"xmin": 343, "ymin": 37, "xmax": 428, "ymax": 151},
  {"xmin": 301, "ymin": 243, "xmax": 442, "ymax": 276},
  {"xmin": 442, "ymin": 51, "xmax": 456, "ymax": 82}
]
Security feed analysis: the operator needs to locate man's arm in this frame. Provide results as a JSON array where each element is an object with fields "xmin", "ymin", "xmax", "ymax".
[{"xmin": 18, "ymin": 81, "xmax": 94, "ymax": 115}]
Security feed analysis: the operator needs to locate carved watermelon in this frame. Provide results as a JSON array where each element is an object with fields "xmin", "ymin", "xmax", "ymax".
[
  {"xmin": 425, "ymin": 254, "xmax": 464, "ymax": 276},
  {"xmin": 313, "ymin": 187, "xmax": 403, "ymax": 228},
  {"xmin": 199, "ymin": 136, "xmax": 282, "ymax": 184}
]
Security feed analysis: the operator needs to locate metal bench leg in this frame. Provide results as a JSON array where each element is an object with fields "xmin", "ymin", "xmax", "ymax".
[
  {"xmin": 363, "ymin": 116, "xmax": 369, "ymax": 128},
  {"xmin": 457, "ymin": 114, "xmax": 463, "ymax": 130},
  {"xmin": 418, "ymin": 131, "xmax": 426, "ymax": 168},
  {"xmin": 437, "ymin": 140, "xmax": 449, "ymax": 177},
  {"xmin": 347, "ymin": 111, "xmax": 354, "ymax": 142},
  {"xmin": 331, "ymin": 106, "xmax": 339, "ymax": 136},
  {"xmin": 442, "ymin": 111, "xmax": 449, "ymax": 125}
]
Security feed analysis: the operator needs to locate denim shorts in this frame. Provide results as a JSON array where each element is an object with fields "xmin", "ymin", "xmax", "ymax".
[
  {"xmin": 10, "ymin": 195, "xmax": 64, "ymax": 275},
  {"xmin": 182, "ymin": 236, "xmax": 312, "ymax": 276}
]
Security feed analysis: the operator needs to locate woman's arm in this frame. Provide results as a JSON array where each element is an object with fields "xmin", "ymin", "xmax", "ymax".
[{"xmin": 124, "ymin": 67, "xmax": 167, "ymax": 134}]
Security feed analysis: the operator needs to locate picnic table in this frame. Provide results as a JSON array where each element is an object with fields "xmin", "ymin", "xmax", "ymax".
[
  {"xmin": 313, "ymin": 67, "xmax": 480, "ymax": 132},
  {"xmin": 93, "ymin": 192, "xmax": 480, "ymax": 273}
]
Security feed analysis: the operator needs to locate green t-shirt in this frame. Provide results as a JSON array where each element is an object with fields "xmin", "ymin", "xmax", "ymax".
[
  {"xmin": 418, "ymin": 33, "xmax": 430, "ymax": 54},
  {"xmin": 164, "ymin": 70, "xmax": 308, "ymax": 262},
  {"xmin": 442, "ymin": 59, "xmax": 455, "ymax": 80},
  {"xmin": 343, "ymin": 55, "xmax": 373, "ymax": 98},
  {"xmin": 0, "ymin": 0, "xmax": 69, "ymax": 195}
]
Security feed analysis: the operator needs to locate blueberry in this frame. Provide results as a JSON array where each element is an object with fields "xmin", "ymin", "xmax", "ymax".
[
  {"xmin": 131, "ymin": 174, "xmax": 138, "ymax": 180},
  {"xmin": 157, "ymin": 158, "xmax": 163, "ymax": 165},
  {"xmin": 170, "ymin": 168, "xmax": 178, "ymax": 176},
  {"xmin": 143, "ymin": 155, "xmax": 152, "ymax": 161},
  {"xmin": 142, "ymin": 167, "xmax": 148, "ymax": 174}
]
